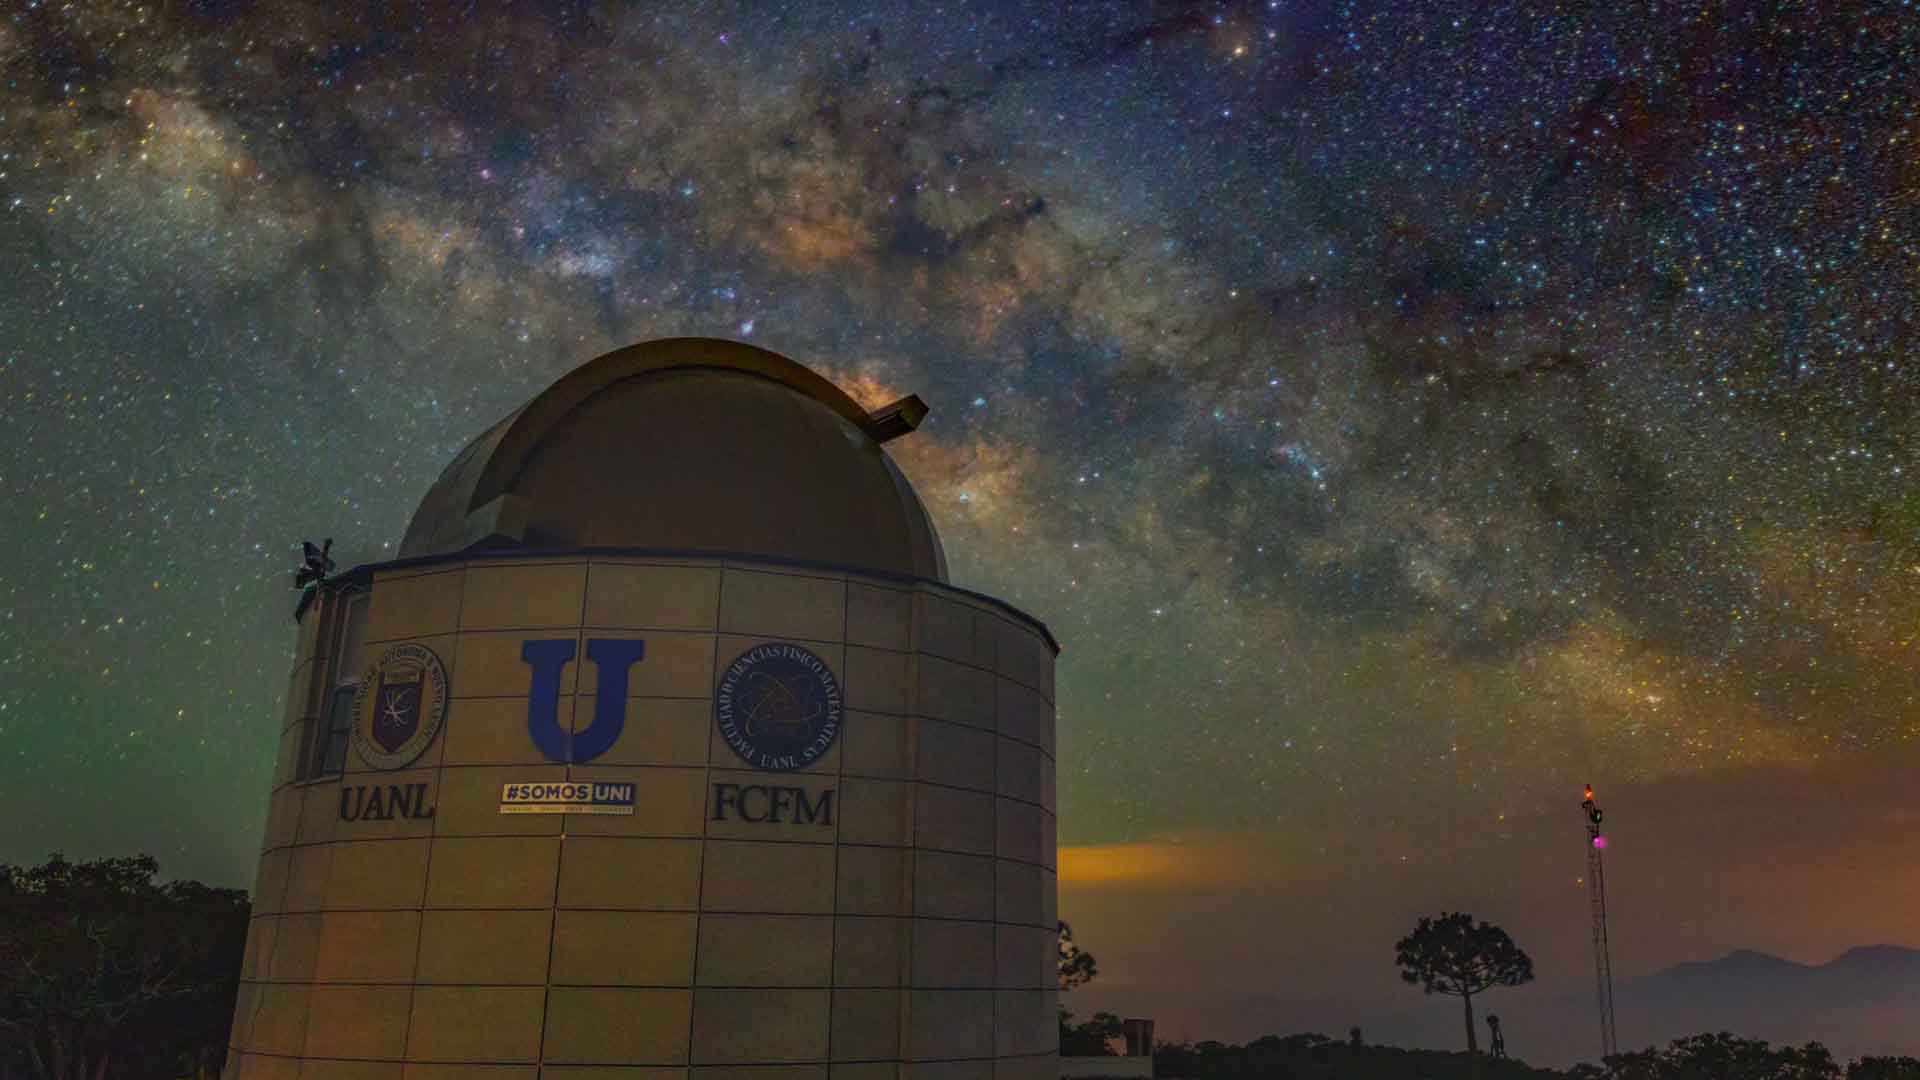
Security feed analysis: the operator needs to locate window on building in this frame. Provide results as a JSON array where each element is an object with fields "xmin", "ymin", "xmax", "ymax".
[{"xmin": 302, "ymin": 590, "xmax": 368, "ymax": 779}]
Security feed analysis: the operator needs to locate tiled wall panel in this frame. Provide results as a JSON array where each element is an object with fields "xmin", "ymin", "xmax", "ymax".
[{"xmin": 234, "ymin": 556, "xmax": 1056, "ymax": 1076}]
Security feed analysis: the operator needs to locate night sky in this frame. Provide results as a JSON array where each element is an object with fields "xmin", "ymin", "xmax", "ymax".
[{"xmin": 3, "ymin": 0, "xmax": 1917, "ymax": 1065}]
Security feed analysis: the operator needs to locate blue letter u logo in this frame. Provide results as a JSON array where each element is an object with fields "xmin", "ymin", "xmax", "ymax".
[{"xmin": 521, "ymin": 638, "xmax": 646, "ymax": 763}]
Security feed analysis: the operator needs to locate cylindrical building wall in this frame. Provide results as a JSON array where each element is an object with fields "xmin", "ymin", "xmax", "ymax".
[{"xmin": 228, "ymin": 552, "xmax": 1058, "ymax": 1079}]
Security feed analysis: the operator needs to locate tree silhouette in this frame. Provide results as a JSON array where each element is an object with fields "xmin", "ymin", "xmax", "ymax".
[
  {"xmin": 1851, "ymin": 1059, "xmax": 1920, "ymax": 1080},
  {"xmin": 1059, "ymin": 920, "xmax": 1098, "ymax": 991},
  {"xmin": 1060, "ymin": 1011, "xmax": 1125, "ymax": 1057},
  {"xmin": 1057, "ymin": 921, "xmax": 1113, "ymax": 1054},
  {"xmin": 1394, "ymin": 911, "xmax": 1535, "ymax": 1054},
  {"xmin": 0, "ymin": 852, "xmax": 248, "ymax": 1080},
  {"xmin": 1602, "ymin": 1033, "xmax": 1844, "ymax": 1079}
]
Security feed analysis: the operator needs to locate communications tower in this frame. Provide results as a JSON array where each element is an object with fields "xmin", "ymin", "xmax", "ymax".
[{"xmin": 1582, "ymin": 784, "xmax": 1619, "ymax": 1060}]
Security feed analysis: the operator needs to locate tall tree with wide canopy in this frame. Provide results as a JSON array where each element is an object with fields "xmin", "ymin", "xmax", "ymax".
[{"xmin": 1394, "ymin": 911, "xmax": 1535, "ymax": 1054}]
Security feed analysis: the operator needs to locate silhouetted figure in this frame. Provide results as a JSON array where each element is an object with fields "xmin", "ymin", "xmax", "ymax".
[
  {"xmin": 1349, "ymin": 1026, "xmax": 1363, "ymax": 1048},
  {"xmin": 1486, "ymin": 1014, "xmax": 1507, "ymax": 1059}
]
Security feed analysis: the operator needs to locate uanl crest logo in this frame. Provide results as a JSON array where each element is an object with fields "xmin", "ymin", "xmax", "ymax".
[
  {"xmin": 715, "ymin": 643, "xmax": 842, "ymax": 771},
  {"xmin": 351, "ymin": 643, "xmax": 449, "ymax": 770}
]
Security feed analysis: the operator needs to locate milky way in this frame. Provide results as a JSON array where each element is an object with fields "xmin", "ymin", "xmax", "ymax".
[{"xmin": 2, "ymin": 1, "xmax": 1916, "ymax": 1059}]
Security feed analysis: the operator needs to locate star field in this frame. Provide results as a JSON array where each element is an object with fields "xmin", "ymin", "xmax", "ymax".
[{"xmin": 2, "ymin": 0, "xmax": 1916, "ymax": 1061}]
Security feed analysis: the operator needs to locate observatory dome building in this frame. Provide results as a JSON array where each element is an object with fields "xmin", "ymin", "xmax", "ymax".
[{"xmin": 229, "ymin": 339, "xmax": 1060, "ymax": 1080}]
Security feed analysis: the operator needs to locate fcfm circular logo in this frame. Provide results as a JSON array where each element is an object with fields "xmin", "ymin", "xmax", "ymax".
[
  {"xmin": 715, "ymin": 643, "xmax": 842, "ymax": 771},
  {"xmin": 351, "ymin": 643, "xmax": 449, "ymax": 770}
]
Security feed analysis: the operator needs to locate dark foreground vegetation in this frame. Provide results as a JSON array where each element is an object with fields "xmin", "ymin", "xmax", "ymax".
[
  {"xmin": 5, "ymin": 857, "xmax": 1917, "ymax": 1079},
  {"xmin": 1, "ymin": 854, "xmax": 248, "ymax": 1080},
  {"xmin": 1065, "ymin": 914, "xmax": 1920, "ymax": 1079},
  {"xmin": 1080, "ymin": 1027, "xmax": 1920, "ymax": 1080}
]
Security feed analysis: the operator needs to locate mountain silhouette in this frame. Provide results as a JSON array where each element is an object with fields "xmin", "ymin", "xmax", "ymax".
[
  {"xmin": 1828, "ymin": 945, "xmax": 1920, "ymax": 977},
  {"xmin": 1653, "ymin": 949, "xmax": 1810, "ymax": 981},
  {"xmin": 1613, "ymin": 945, "xmax": 1920, "ymax": 1059},
  {"xmin": 1632, "ymin": 944, "xmax": 1920, "ymax": 996}
]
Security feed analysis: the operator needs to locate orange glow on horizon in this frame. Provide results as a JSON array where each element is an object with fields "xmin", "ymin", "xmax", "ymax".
[{"xmin": 1058, "ymin": 840, "xmax": 1255, "ymax": 889}]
